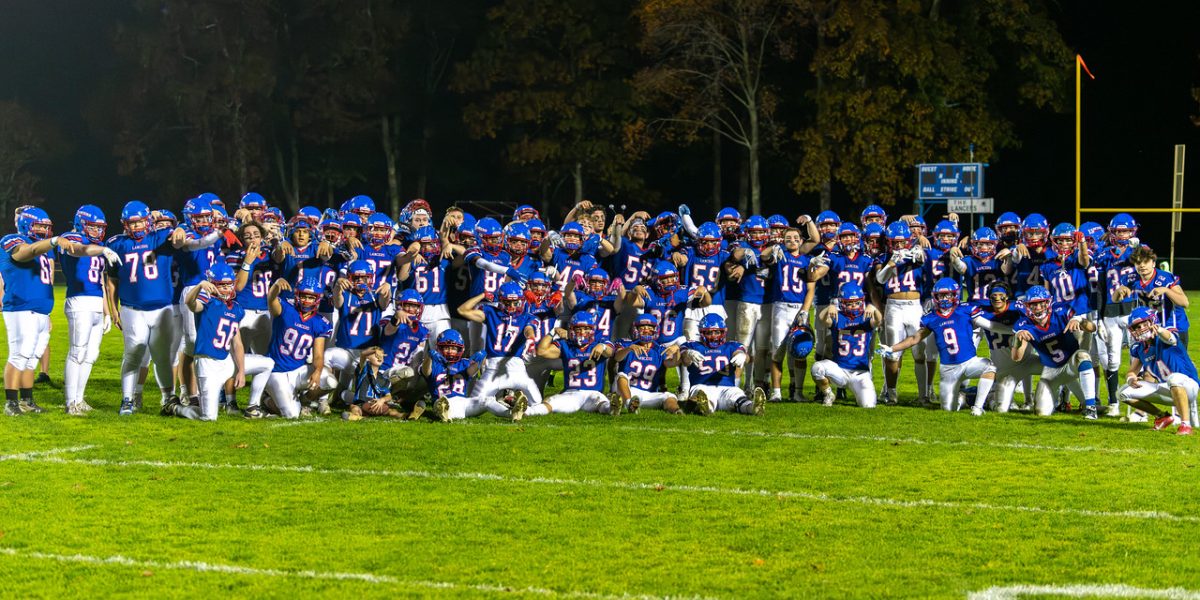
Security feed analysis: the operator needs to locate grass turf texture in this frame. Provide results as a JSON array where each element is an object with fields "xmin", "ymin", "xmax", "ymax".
[{"xmin": 1, "ymin": 287, "xmax": 1199, "ymax": 599}]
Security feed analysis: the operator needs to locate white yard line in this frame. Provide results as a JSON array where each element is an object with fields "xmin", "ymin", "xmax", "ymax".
[
  {"xmin": 0, "ymin": 547, "xmax": 707, "ymax": 600},
  {"xmin": 269, "ymin": 418, "xmax": 327, "ymax": 428},
  {"xmin": 968, "ymin": 583, "xmax": 1200, "ymax": 599},
  {"xmin": 472, "ymin": 421, "xmax": 1185, "ymax": 457},
  {"xmin": 0, "ymin": 445, "xmax": 96, "ymax": 461},
  {"xmin": 13, "ymin": 453, "xmax": 1198, "ymax": 523}
]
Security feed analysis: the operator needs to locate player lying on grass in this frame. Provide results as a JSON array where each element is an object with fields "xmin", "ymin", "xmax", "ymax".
[
  {"xmin": 878, "ymin": 278, "xmax": 998, "ymax": 414},
  {"xmin": 812, "ymin": 282, "xmax": 882, "ymax": 408},
  {"xmin": 611, "ymin": 314, "xmax": 684, "ymax": 414},
  {"xmin": 1116, "ymin": 307, "xmax": 1198, "ymax": 435}
]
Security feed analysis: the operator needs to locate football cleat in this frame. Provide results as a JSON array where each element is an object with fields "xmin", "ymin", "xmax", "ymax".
[
  {"xmin": 1124, "ymin": 411, "xmax": 1147, "ymax": 423},
  {"xmin": 1106, "ymin": 403, "xmax": 1122, "ymax": 418},
  {"xmin": 1177, "ymin": 423, "xmax": 1194, "ymax": 436},
  {"xmin": 1083, "ymin": 404, "xmax": 1099, "ymax": 420},
  {"xmin": 607, "ymin": 392, "xmax": 623, "ymax": 417},
  {"xmin": 118, "ymin": 398, "xmax": 135, "ymax": 416},
  {"xmin": 225, "ymin": 396, "xmax": 241, "ymax": 415},
  {"xmin": 433, "ymin": 397, "xmax": 451, "ymax": 423},
  {"xmin": 884, "ymin": 389, "xmax": 898, "ymax": 405},
  {"xmin": 628, "ymin": 395, "xmax": 641, "ymax": 415},
  {"xmin": 768, "ymin": 390, "xmax": 783, "ymax": 403},
  {"xmin": 19, "ymin": 399, "xmax": 45, "ymax": 414},
  {"xmin": 317, "ymin": 398, "xmax": 331, "ymax": 416},
  {"xmin": 691, "ymin": 389, "xmax": 713, "ymax": 416},
  {"xmin": 78, "ymin": 400, "xmax": 94, "ymax": 412},
  {"xmin": 970, "ymin": 406, "xmax": 984, "ymax": 417},
  {"xmin": 1153, "ymin": 414, "xmax": 1177, "ymax": 431},
  {"xmin": 242, "ymin": 405, "xmax": 265, "ymax": 419},
  {"xmin": 5, "ymin": 400, "xmax": 22, "ymax": 416},
  {"xmin": 820, "ymin": 388, "xmax": 835, "ymax": 407},
  {"xmin": 66, "ymin": 403, "xmax": 85, "ymax": 416},
  {"xmin": 791, "ymin": 389, "xmax": 807, "ymax": 403},
  {"xmin": 509, "ymin": 392, "xmax": 528, "ymax": 422},
  {"xmin": 407, "ymin": 401, "xmax": 426, "ymax": 422},
  {"xmin": 159, "ymin": 398, "xmax": 181, "ymax": 417},
  {"xmin": 751, "ymin": 387, "xmax": 767, "ymax": 416}
]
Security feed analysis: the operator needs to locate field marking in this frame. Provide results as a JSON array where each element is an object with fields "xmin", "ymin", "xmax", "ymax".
[
  {"xmin": 0, "ymin": 547, "xmax": 711, "ymax": 600},
  {"xmin": 0, "ymin": 445, "xmax": 96, "ymax": 461},
  {"xmin": 968, "ymin": 583, "xmax": 1200, "ymax": 599},
  {"xmin": 269, "ymin": 418, "xmax": 327, "ymax": 428},
  {"xmin": 13, "ymin": 452, "xmax": 1200, "ymax": 524},
  {"xmin": 471, "ymin": 421, "xmax": 1188, "ymax": 457}
]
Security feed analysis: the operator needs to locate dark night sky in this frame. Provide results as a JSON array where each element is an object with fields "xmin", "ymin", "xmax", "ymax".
[{"xmin": 1, "ymin": 1, "xmax": 1198, "ymax": 249}]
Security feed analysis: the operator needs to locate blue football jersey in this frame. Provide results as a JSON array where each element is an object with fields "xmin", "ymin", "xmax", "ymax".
[
  {"xmin": 1131, "ymin": 331, "xmax": 1198, "ymax": 381},
  {"xmin": 106, "ymin": 229, "xmax": 178, "ymax": 310},
  {"xmin": 726, "ymin": 246, "xmax": 767, "ymax": 305},
  {"xmin": 613, "ymin": 239, "xmax": 650, "ymax": 288},
  {"xmin": 618, "ymin": 343, "xmax": 667, "ymax": 392},
  {"xmin": 557, "ymin": 339, "xmax": 609, "ymax": 392},
  {"xmin": 550, "ymin": 248, "xmax": 597, "ymax": 292},
  {"xmin": 380, "ymin": 321, "xmax": 428, "ymax": 370},
  {"xmin": 1039, "ymin": 253, "xmax": 1089, "ymax": 316},
  {"xmin": 684, "ymin": 248, "xmax": 729, "ymax": 306},
  {"xmin": 880, "ymin": 253, "xmax": 926, "ymax": 296},
  {"xmin": 465, "ymin": 248, "xmax": 511, "ymax": 297},
  {"xmin": 176, "ymin": 229, "xmax": 223, "ymax": 287},
  {"xmin": 830, "ymin": 312, "xmax": 874, "ymax": 371},
  {"xmin": 682, "ymin": 340, "xmax": 744, "ymax": 386},
  {"xmin": 827, "ymin": 252, "xmax": 874, "ymax": 300},
  {"xmin": 278, "ymin": 242, "xmax": 318, "ymax": 285},
  {"xmin": 919, "ymin": 306, "xmax": 980, "ymax": 365},
  {"xmin": 642, "ymin": 288, "xmax": 690, "ymax": 343},
  {"xmin": 1013, "ymin": 305, "xmax": 1081, "ymax": 368},
  {"xmin": 360, "ymin": 243, "xmax": 406, "ymax": 288},
  {"xmin": 58, "ymin": 233, "xmax": 106, "ymax": 299},
  {"xmin": 768, "ymin": 250, "xmax": 813, "ymax": 304},
  {"xmin": 811, "ymin": 244, "xmax": 840, "ymax": 305},
  {"xmin": 1096, "ymin": 246, "xmax": 1135, "ymax": 306},
  {"xmin": 572, "ymin": 291, "xmax": 617, "ymax": 341},
  {"xmin": 427, "ymin": 355, "xmax": 473, "ymax": 399},
  {"xmin": 482, "ymin": 304, "xmax": 534, "ymax": 359},
  {"xmin": 335, "ymin": 290, "xmax": 382, "ymax": 349},
  {"xmin": 960, "ymin": 256, "xmax": 1001, "ymax": 301},
  {"xmin": 192, "ymin": 292, "xmax": 245, "ymax": 360},
  {"xmin": 409, "ymin": 258, "xmax": 450, "ymax": 306},
  {"xmin": 0, "ymin": 234, "xmax": 54, "ymax": 314},
  {"xmin": 923, "ymin": 248, "xmax": 956, "ymax": 298},
  {"xmin": 267, "ymin": 301, "xmax": 332, "ymax": 373},
  {"xmin": 1120, "ymin": 269, "xmax": 1189, "ymax": 333},
  {"xmin": 1010, "ymin": 250, "xmax": 1047, "ymax": 295},
  {"xmin": 973, "ymin": 301, "xmax": 1024, "ymax": 352},
  {"xmin": 228, "ymin": 249, "xmax": 274, "ymax": 311}
]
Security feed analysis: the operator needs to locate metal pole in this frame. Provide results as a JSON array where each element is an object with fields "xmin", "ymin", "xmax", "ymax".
[{"xmin": 1080, "ymin": 53, "xmax": 1089, "ymax": 226}]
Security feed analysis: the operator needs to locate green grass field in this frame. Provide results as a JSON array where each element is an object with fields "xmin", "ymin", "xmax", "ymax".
[{"xmin": 1, "ymin": 288, "xmax": 1199, "ymax": 599}]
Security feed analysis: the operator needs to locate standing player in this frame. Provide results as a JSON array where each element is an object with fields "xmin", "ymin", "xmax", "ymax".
[
  {"xmin": 1117, "ymin": 307, "xmax": 1198, "ymax": 434},
  {"xmin": 107, "ymin": 201, "xmax": 220, "ymax": 415},
  {"xmin": 949, "ymin": 227, "xmax": 1003, "ymax": 302},
  {"xmin": 880, "ymin": 278, "xmax": 997, "ymax": 414},
  {"xmin": 323, "ymin": 260, "xmax": 392, "ymax": 413},
  {"xmin": 1093, "ymin": 215, "xmax": 1137, "ymax": 410},
  {"xmin": 59, "ymin": 206, "xmax": 123, "ymax": 414},
  {"xmin": 262, "ymin": 278, "xmax": 332, "ymax": 419},
  {"xmin": 1114, "ymin": 246, "xmax": 1190, "ymax": 347},
  {"xmin": 612, "ymin": 314, "xmax": 683, "ymax": 414},
  {"xmin": 530, "ymin": 313, "xmax": 618, "ymax": 415},
  {"xmin": 724, "ymin": 216, "xmax": 772, "ymax": 393},
  {"xmin": 973, "ymin": 281, "xmax": 1040, "ymax": 412},
  {"xmin": 1004, "ymin": 213, "xmax": 1050, "ymax": 296},
  {"xmin": 680, "ymin": 314, "xmax": 766, "ymax": 416},
  {"xmin": 811, "ymin": 282, "xmax": 881, "ymax": 408},
  {"xmin": 874, "ymin": 220, "xmax": 929, "ymax": 405},
  {"xmin": 1010, "ymin": 285, "xmax": 1102, "ymax": 418},
  {"xmin": 808, "ymin": 211, "xmax": 842, "ymax": 364},
  {"xmin": 762, "ymin": 227, "xmax": 818, "ymax": 401},
  {"xmin": 1, "ymin": 208, "xmax": 64, "ymax": 415}
]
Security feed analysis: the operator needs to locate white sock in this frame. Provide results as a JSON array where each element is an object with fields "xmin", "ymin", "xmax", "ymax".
[
  {"xmin": 525, "ymin": 403, "xmax": 550, "ymax": 417},
  {"xmin": 771, "ymin": 387, "xmax": 781, "ymax": 398},
  {"xmin": 974, "ymin": 377, "xmax": 995, "ymax": 410}
]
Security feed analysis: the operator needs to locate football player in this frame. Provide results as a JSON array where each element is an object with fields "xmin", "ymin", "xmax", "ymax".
[
  {"xmin": 1117, "ymin": 307, "xmax": 1198, "ymax": 434},
  {"xmin": 457, "ymin": 281, "xmax": 542, "ymax": 413},
  {"xmin": 612, "ymin": 314, "xmax": 683, "ymax": 414},
  {"xmin": 875, "ymin": 220, "xmax": 929, "ymax": 405},
  {"xmin": 261, "ymin": 278, "xmax": 333, "ymax": 419},
  {"xmin": 531, "ymin": 312, "xmax": 618, "ymax": 415},
  {"xmin": 1011, "ymin": 285, "xmax": 1102, "ymax": 418},
  {"xmin": 423, "ymin": 329, "xmax": 525, "ymax": 421},
  {"xmin": 680, "ymin": 314, "xmax": 766, "ymax": 416},
  {"xmin": 812, "ymin": 282, "xmax": 881, "ymax": 408}
]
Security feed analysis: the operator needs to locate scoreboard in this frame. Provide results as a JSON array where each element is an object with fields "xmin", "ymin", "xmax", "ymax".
[{"xmin": 916, "ymin": 163, "xmax": 984, "ymax": 199}]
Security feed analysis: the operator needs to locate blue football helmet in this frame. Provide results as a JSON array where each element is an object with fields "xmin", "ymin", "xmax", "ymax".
[
  {"xmin": 1023, "ymin": 285, "xmax": 1053, "ymax": 323},
  {"xmin": 294, "ymin": 277, "xmax": 324, "ymax": 313},
  {"xmin": 525, "ymin": 218, "xmax": 547, "ymax": 251},
  {"xmin": 436, "ymin": 329, "xmax": 467, "ymax": 363},
  {"xmin": 863, "ymin": 222, "xmax": 886, "ymax": 255},
  {"xmin": 931, "ymin": 219, "xmax": 959, "ymax": 251},
  {"xmin": 932, "ymin": 278, "xmax": 960, "ymax": 315},
  {"xmin": 816, "ymin": 211, "xmax": 841, "ymax": 241},
  {"xmin": 742, "ymin": 215, "xmax": 770, "ymax": 248},
  {"xmin": 885, "ymin": 221, "xmax": 912, "ymax": 251},
  {"xmin": 513, "ymin": 204, "xmax": 539, "ymax": 222},
  {"xmin": 298, "ymin": 206, "xmax": 322, "ymax": 226},
  {"xmin": 789, "ymin": 325, "xmax": 815, "ymax": 359},
  {"xmin": 121, "ymin": 201, "xmax": 151, "ymax": 240},
  {"xmin": 74, "ymin": 205, "xmax": 107, "ymax": 243},
  {"xmin": 698, "ymin": 313, "xmax": 727, "ymax": 348},
  {"xmin": 413, "ymin": 226, "xmax": 441, "ymax": 261},
  {"xmin": 182, "ymin": 198, "xmax": 214, "ymax": 235},
  {"xmin": 206, "ymin": 262, "xmax": 237, "ymax": 301},
  {"xmin": 396, "ymin": 288, "xmax": 424, "ymax": 320},
  {"xmin": 971, "ymin": 227, "xmax": 998, "ymax": 261},
  {"xmin": 366, "ymin": 212, "xmax": 394, "ymax": 246},
  {"xmin": 837, "ymin": 223, "xmax": 862, "ymax": 255},
  {"xmin": 696, "ymin": 222, "xmax": 722, "ymax": 257},
  {"xmin": 347, "ymin": 260, "xmax": 375, "ymax": 292},
  {"xmin": 569, "ymin": 311, "xmax": 597, "ymax": 348},
  {"xmin": 860, "ymin": 204, "xmax": 887, "ymax": 226},
  {"xmin": 653, "ymin": 260, "xmax": 679, "ymax": 293},
  {"xmin": 839, "ymin": 281, "xmax": 866, "ymax": 319},
  {"xmin": 497, "ymin": 281, "xmax": 525, "ymax": 315},
  {"xmin": 16, "ymin": 207, "xmax": 52, "ymax": 241},
  {"xmin": 560, "ymin": 222, "xmax": 586, "ymax": 252},
  {"xmin": 1108, "ymin": 213, "xmax": 1137, "ymax": 246},
  {"xmin": 239, "ymin": 192, "xmax": 267, "ymax": 211},
  {"xmin": 994, "ymin": 212, "xmax": 1022, "ymax": 245},
  {"xmin": 155, "ymin": 209, "xmax": 178, "ymax": 231},
  {"xmin": 1021, "ymin": 214, "xmax": 1049, "ymax": 249},
  {"xmin": 632, "ymin": 313, "xmax": 659, "ymax": 344},
  {"xmin": 1128, "ymin": 306, "xmax": 1157, "ymax": 343}
]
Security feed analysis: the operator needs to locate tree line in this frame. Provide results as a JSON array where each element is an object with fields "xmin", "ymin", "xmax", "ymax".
[{"xmin": 0, "ymin": 0, "xmax": 1075, "ymax": 222}]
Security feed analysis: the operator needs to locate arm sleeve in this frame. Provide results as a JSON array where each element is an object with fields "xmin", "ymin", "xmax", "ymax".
[{"xmin": 679, "ymin": 213, "xmax": 700, "ymax": 239}]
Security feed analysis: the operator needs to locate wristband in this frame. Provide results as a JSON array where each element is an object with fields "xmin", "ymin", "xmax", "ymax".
[{"xmin": 241, "ymin": 263, "xmax": 253, "ymax": 272}]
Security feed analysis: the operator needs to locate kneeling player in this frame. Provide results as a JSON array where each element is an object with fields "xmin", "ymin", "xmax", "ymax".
[
  {"xmin": 1011, "ymin": 285, "xmax": 1102, "ymax": 418},
  {"xmin": 423, "ymin": 330, "xmax": 524, "ymax": 422},
  {"xmin": 164, "ymin": 264, "xmax": 274, "ymax": 421},
  {"xmin": 812, "ymin": 282, "xmax": 881, "ymax": 408},
  {"xmin": 531, "ymin": 313, "xmax": 618, "ymax": 415},
  {"xmin": 881, "ymin": 278, "xmax": 996, "ymax": 414},
  {"xmin": 1117, "ymin": 307, "xmax": 1198, "ymax": 434},
  {"xmin": 681, "ymin": 314, "xmax": 766, "ymax": 416},
  {"xmin": 261, "ymin": 278, "xmax": 333, "ymax": 419},
  {"xmin": 612, "ymin": 314, "xmax": 683, "ymax": 414}
]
